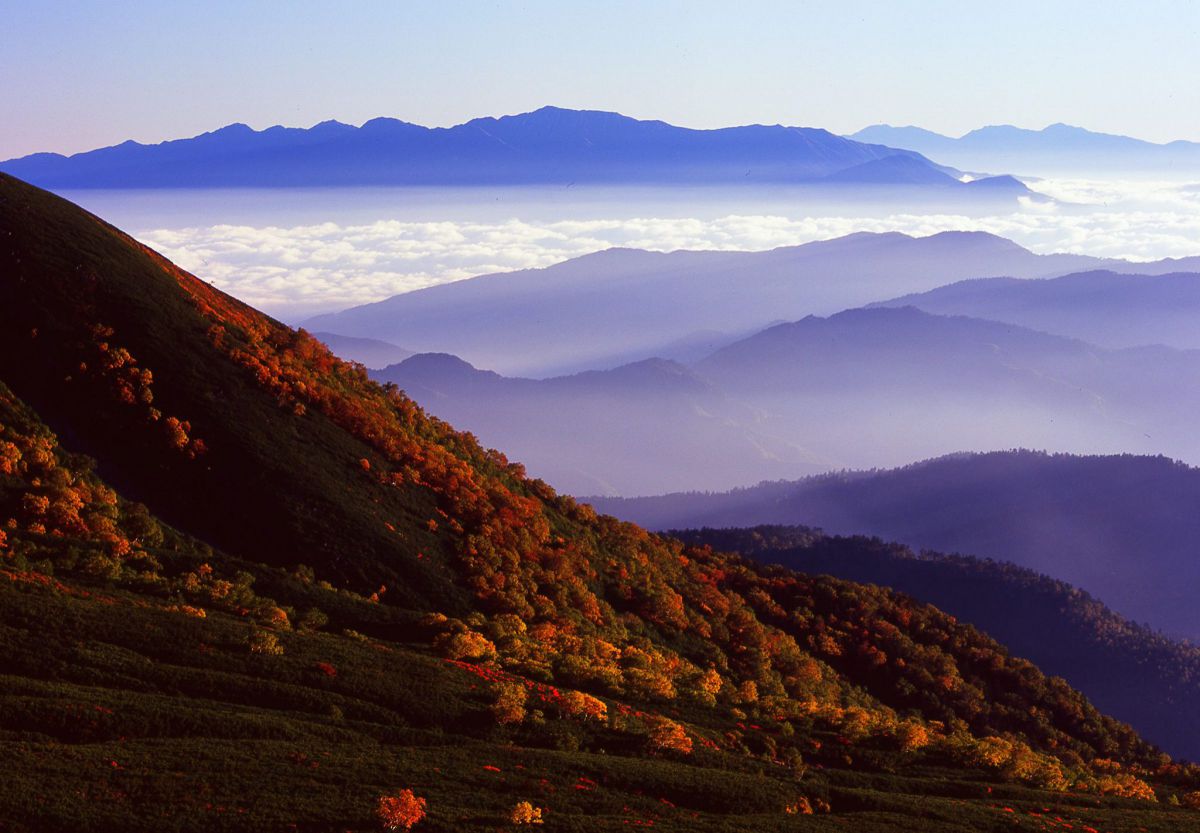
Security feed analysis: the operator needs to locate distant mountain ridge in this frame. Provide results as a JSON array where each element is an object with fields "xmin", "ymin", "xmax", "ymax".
[
  {"xmin": 850, "ymin": 123, "xmax": 1200, "ymax": 174},
  {"xmin": 373, "ymin": 353, "xmax": 825, "ymax": 495},
  {"xmin": 363, "ymin": 303, "xmax": 1200, "ymax": 496},
  {"xmin": 306, "ymin": 230, "xmax": 1181, "ymax": 377},
  {"xmin": 2, "ymin": 106, "xmax": 981, "ymax": 189},
  {"xmin": 312, "ymin": 331, "xmax": 413, "ymax": 369},
  {"xmin": 691, "ymin": 304, "xmax": 1200, "ymax": 469},
  {"xmin": 873, "ymin": 269, "xmax": 1200, "ymax": 350}
]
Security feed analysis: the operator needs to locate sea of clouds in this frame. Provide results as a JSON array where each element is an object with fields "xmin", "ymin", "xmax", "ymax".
[{"xmin": 119, "ymin": 178, "xmax": 1200, "ymax": 321}]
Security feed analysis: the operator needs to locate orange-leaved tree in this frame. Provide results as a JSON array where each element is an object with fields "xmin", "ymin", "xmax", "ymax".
[{"xmin": 376, "ymin": 789, "xmax": 426, "ymax": 830}]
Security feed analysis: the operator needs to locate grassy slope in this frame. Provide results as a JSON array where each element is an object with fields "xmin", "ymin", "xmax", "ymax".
[{"xmin": 3, "ymin": 574, "xmax": 1197, "ymax": 833}]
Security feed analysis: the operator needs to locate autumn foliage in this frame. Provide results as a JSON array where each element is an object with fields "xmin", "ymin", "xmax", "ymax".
[
  {"xmin": 647, "ymin": 717, "xmax": 693, "ymax": 756},
  {"xmin": 509, "ymin": 801, "xmax": 544, "ymax": 825},
  {"xmin": 376, "ymin": 789, "xmax": 426, "ymax": 830}
]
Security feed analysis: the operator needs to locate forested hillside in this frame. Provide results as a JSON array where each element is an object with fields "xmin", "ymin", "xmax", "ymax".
[{"xmin": 675, "ymin": 526, "xmax": 1200, "ymax": 762}]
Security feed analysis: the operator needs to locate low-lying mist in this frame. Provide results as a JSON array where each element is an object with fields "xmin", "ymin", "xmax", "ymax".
[{"xmin": 58, "ymin": 176, "xmax": 1200, "ymax": 321}]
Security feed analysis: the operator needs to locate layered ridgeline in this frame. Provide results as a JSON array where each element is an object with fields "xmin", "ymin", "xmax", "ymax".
[
  {"xmin": 874, "ymin": 270, "xmax": 1200, "ymax": 351},
  {"xmin": 371, "ymin": 306, "xmax": 1200, "ymax": 496},
  {"xmin": 372, "ymin": 354, "xmax": 827, "ymax": 496},
  {"xmin": 690, "ymin": 307, "xmax": 1200, "ymax": 470},
  {"xmin": 2, "ymin": 173, "xmax": 1199, "ymax": 831},
  {"xmin": 305, "ymin": 232, "xmax": 1195, "ymax": 378},
  {"xmin": 674, "ymin": 526, "xmax": 1200, "ymax": 763},
  {"xmin": 589, "ymin": 451, "xmax": 1200, "ymax": 643},
  {"xmin": 0, "ymin": 106, "xmax": 1027, "ymax": 192}
]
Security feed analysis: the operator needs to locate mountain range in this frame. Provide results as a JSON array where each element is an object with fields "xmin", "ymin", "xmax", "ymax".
[
  {"xmin": 7, "ymin": 171, "xmax": 1195, "ymax": 828},
  {"xmin": 695, "ymin": 305, "xmax": 1200, "ymax": 467},
  {"xmin": 589, "ymin": 450, "xmax": 1200, "ymax": 641},
  {"xmin": 305, "ymin": 230, "xmax": 1185, "ymax": 377},
  {"xmin": 0, "ymin": 106, "xmax": 1022, "ymax": 191},
  {"xmin": 851, "ymin": 123, "xmax": 1200, "ymax": 175},
  {"xmin": 367, "ymin": 301, "xmax": 1200, "ymax": 495}
]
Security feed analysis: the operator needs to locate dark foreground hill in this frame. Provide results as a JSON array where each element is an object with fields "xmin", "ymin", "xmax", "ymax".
[
  {"xmin": 589, "ymin": 451, "xmax": 1200, "ymax": 642},
  {"xmin": 675, "ymin": 526, "xmax": 1200, "ymax": 762},
  {"xmin": 2, "ymin": 173, "xmax": 1199, "ymax": 830}
]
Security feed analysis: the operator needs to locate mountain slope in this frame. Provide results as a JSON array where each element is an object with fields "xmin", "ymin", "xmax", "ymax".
[
  {"xmin": 820, "ymin": 154, "xmax": 964, "ymax": 186},
  {"xmin": 674, "ymin": 526, "xmax": 1200, "ymax": 762},
  {"xmin": 874, "ymin": 270, "xmax": 1200, "ymax": 350},
  {"xmin": 2, "ymin": 173, "xmax": 1196, "ymax": 828},
  {"xmin": 589, "ymin": 451, "xmax": 1200, "ymax": 641},
  {"xmin": 0, "ymin": 172, "xmax": 460, "ymax": 610},
  {"xmin": 305, "ymin": 231, "xmax": 1165, "ymax": 377},
  {"xmin": 373, "ymin": 353, "xmax": 825, "ymax": 495},
  {"xmin": 0, "ymin": 107, "xmax": 956, "ymax": 189}
]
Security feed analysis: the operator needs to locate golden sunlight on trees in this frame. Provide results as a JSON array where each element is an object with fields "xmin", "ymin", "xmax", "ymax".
[
  {"xmin": 784, "ymin": 797, "xmax": 814, "ymax": 815},
  {"xmin": 560, "ymin": 690, "xmax": 607, "ymax": 722},
  {"xmin": 508, "ymin": 801, "xmax": 544, "ymax": 825},
  {"xmin": 1095, "ymin": 773, "xmax": 1158, "ymax": 802},
  {"xmin": 376, "ymin": 789, "xmax": 427, "ymax": 830},
  {"xmin": 491, "ymin": 680, "xmax": 528, "ymax": 725},
  {"xmin": 691, "ymin": 667, "xmax": 724, "ymax": 706},
  {"xmin": 647, "ymin": 717, "xmax": 693, "ymax": 755},
  {"xmin": 896, "ymin": 719, "xmax": 931, "ymax": 752},
  {"xmin": 435, "ymin": 629, "xmax": 497, "ymax": 662}
]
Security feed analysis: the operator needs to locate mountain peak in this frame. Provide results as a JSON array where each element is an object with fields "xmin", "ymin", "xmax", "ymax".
[
  {"xmin": 924, "ymin": 229, "xmax": 1029, "ymax": 249},
  {"xmin": 207, "ymin": 122, "xmax": 255, "ymax": 136}
]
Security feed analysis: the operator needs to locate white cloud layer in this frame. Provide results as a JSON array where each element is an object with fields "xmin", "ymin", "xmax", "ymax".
[{"xmin": 132, "ymin": 178, "xmax": 1200, "ymax": 321}]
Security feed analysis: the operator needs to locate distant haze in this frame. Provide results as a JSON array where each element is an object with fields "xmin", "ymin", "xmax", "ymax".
[
  {"xmin": 365, "ymin": 299, "xmax": 1200, "ymax": 496},
  {"xmin": 307, "ymin": 231, "xmax": 1197, "ymax": 377},
  {"xmin": 874, "ymin": 270, "xmax": 1200, "ymax": 350},
  {"xmin": 851, "ymin": 123, "xmax": 1200, "ymax": 177},
  {"xmin": 53, "ymin": 177, "xmax": 1200, "ymax": 321}
]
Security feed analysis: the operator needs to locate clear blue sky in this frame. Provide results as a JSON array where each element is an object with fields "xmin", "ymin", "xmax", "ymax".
[{"xmin": 3, "ymin": 0, "xmax": 1198, "ymax": 159}]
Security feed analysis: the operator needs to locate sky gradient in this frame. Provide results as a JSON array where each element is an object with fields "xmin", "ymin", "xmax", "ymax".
[{"xmin": 3, "ymin": 1, "xmax": 1199, "ymax": 160}]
